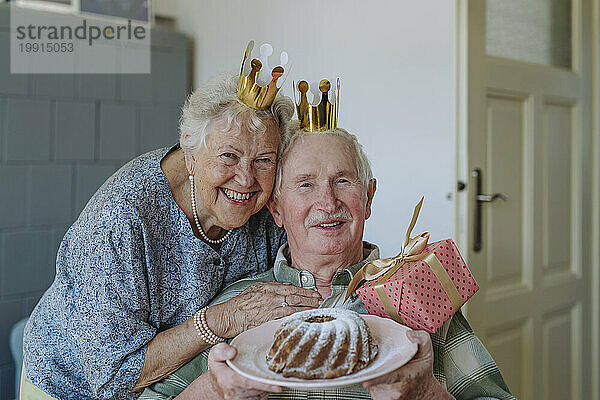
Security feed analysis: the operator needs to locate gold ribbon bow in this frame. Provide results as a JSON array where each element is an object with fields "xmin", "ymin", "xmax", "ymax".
[{"xmin": 345, "ymin": 197, "xmax": 464, "ymax": 325}]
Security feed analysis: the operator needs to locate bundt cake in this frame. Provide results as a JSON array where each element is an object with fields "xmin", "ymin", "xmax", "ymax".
[{"xmin": 266, "ymin": 308, "xmax": 378, "ymax": 379}]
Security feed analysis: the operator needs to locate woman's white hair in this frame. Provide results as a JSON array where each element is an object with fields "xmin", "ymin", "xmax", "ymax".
[
  {"xmin": 179, "ymin": 73, "xmax": 294, "ymax": 155},
  {"xmin": 273, "ymin": 122, "xmax": 373, "ymax": 199}
]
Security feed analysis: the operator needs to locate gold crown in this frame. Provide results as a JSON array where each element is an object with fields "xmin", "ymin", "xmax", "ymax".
[
  {"xmin": 237, "ymin": 41, "xmax": 288, "ymax": 110},
  {"xmin": 294, "ymin": 78, "xmax": 340, "ymax": 132}
]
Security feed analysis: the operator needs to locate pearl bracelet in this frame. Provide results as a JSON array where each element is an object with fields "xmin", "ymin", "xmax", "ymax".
[{"xmin": 193, "ymin": 306, "xmax": 225, "ymax": 345}]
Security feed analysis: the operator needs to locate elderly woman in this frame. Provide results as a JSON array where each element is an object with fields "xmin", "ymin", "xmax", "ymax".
[{"xmin": 21, "ymin": 74, "xmax": 322, "ymax": 400}]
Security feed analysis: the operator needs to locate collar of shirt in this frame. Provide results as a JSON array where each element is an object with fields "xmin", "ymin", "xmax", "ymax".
[{"xmin": 273, "ymin": 242, "xmax": 380, "ymax": 309}]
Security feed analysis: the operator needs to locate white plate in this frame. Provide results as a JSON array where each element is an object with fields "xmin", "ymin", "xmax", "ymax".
[{"xmin": 226, "ymin": 314, "xmax": 418, "ymax": 389}]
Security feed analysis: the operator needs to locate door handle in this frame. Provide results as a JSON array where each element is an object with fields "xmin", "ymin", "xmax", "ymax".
[
  {"xmin": 476, "ymin": 193, "xmax": 508, "ymax": 202},
  {"xmin": 472, "ymin": 168, "xmax": 508, "ymax": 252}
]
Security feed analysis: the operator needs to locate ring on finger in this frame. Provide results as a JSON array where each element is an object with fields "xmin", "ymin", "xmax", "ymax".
[{"xmin": 281, "ymin": 295, "xmax": 289, "ymax": 308}]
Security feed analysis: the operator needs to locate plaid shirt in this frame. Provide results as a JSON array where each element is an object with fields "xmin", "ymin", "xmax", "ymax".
[{"xmin": 140, "ymin": 243, "xmax": 515, "ymax": 400}]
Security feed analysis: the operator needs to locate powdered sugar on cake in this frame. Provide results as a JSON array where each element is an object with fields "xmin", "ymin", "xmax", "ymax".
[{"xmin": 266, "ymin": 308, "xmax": 379, "ymax": 379}]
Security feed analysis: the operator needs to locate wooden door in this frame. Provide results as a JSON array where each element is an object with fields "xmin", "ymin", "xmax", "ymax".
[{"xmin": 456, "ymin": 1, "xmax": 594, "ymax": 399}]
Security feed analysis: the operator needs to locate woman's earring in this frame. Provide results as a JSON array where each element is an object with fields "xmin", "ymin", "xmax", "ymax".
[{"xmin": 186, "ymin": 154, "xmax": 196, "ymax": 177}]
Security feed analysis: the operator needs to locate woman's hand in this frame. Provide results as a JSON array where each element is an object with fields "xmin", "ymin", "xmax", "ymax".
[
  {"xmin": 207, "ymin": 282, "xmax": 322, "ymax": 338},
  {"xmin": 363, "ymin": 330, "xmax": 455, "ymax": 400},
  {"xmin": 208, "ymin": 343, "xmax": 281, "ymax": 399}
]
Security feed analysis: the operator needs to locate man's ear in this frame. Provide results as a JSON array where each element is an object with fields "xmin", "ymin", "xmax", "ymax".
[
  {"xmin": 365, "ymin": 178, "xmax": 377, "ymax": 220},
  {"xmin": 267, "ymin": 197, "xmax": 284, "ymax": 228}
]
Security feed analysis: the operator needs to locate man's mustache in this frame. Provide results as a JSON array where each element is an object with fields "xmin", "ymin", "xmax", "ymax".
[{"xmin": 305, "ymin": 208, "xmax": 353, "ymax": 228}]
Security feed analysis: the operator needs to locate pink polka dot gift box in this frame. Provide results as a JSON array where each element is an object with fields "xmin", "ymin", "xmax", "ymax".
[{"xmin": 346, "ymin": 198, "xmax": 479, "ymax": 333}]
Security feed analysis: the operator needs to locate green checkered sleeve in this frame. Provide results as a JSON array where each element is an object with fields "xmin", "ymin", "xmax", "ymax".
[
  {"xmin": 433, "ymin": 311, "xmax": 516, "ymax": 400},
  {"xmin": 138, "ymin": 350, "xmax": 210, "ymax": 400}
]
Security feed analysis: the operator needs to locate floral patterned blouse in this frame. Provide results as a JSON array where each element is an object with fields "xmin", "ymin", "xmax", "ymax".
[{"xmin": 23, "ymin": 145, "xmax": 286, "ymax": 399}]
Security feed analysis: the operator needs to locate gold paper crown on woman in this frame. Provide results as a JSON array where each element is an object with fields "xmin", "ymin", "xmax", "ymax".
[
  {"xmin": 237, "ymin": 40, "xmax": 289, "ymax": 110},
  {"xmin": 294, "ymin": 78, "xmax": 340, "ymax": 132}
]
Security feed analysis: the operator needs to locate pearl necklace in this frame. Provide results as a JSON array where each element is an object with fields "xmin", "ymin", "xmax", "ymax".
[{"xmin": 189, "ymin": 175, "xmax": 232, "ymax": 244}]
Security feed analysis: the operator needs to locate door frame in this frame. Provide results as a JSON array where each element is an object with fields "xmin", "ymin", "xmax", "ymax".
[
  {"xmin": 454, "ymin": 0, "xmax": 600, "ymax": 398},
  {"xmin": 591, "ymin": 1, "xmax": 600, "ymax": 398}
]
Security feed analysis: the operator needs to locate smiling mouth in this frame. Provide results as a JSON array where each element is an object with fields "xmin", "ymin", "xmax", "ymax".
[
  {"xmin": 221, "ymin": 188, "xmax": 256, "ymax": 203},
  {"xmin": 314, "ymin": 221, "xmax": 346, "ymax": 229}
]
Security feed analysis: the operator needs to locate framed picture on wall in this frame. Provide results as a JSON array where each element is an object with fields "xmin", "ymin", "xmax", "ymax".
[
  {"xmin": 13, "ymin": 0, "xmax": 152, "ymax": 23},
  {"xmin": 79, "ymin": 0, "xmax": 151, "ymax": 23},
  {"xmin": 14, "ymin": 0, "xmax": 75, "ymax": 13}
]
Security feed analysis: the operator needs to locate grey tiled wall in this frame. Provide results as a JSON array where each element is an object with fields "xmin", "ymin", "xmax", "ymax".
[{"xmin": 0, "ymin": 5, "xmax": 190, "ymax": 399}]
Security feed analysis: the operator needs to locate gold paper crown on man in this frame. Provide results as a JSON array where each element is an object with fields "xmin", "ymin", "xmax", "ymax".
[
  {"xmin": 237, "ymin": 40, "xmax": 340, "ymax": 132},
  {"xmin": 293, "ymin": 78, "xmax": 340, "ymax": 132}
]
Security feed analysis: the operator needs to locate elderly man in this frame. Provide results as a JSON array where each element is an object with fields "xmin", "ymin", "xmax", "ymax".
[{"xmin": 140, "ymin": 126, "xmax": 515, "ymax": 400}]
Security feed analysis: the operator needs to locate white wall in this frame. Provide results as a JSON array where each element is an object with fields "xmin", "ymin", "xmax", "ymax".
[{"xmin": 176, "ymin": 0, "xmax": 457, "ymax": 256}]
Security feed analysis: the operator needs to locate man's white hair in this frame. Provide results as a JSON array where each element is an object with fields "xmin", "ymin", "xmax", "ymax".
[
  {"xmin": 179, "ymin": 73, "xmax": 294, "ymax": 155},
  {"xmin": 273, "ymin": 122, "xmax": 373, "ymax": 199}
]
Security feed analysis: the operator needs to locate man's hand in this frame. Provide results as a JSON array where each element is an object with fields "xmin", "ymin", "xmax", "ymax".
[
  {"xmin": 363, "ymin": 330, "xmax": 455, "ymax": 400},
  {"xmin": 207, "ymin": 343, "xmax": 282, "ymax": 399},
  {"xmin": 176, "ymin": 343, "xmax": 281, "ymax": 399}
]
